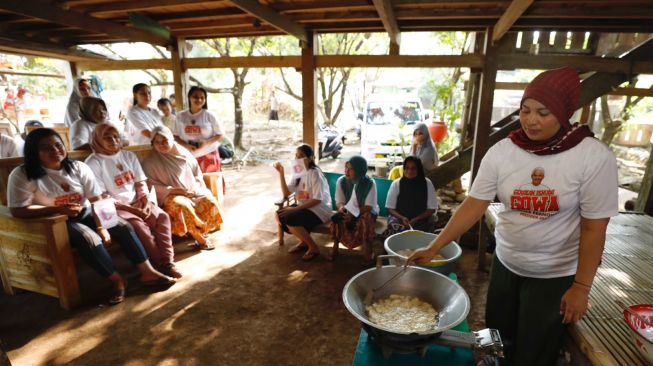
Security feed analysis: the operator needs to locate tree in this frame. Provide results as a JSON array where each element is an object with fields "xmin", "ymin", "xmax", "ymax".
[
  {"xmin": 279, "ymin": 33, "xmax": 372, "ymax": 126},
  {"xmin": 600, "ymin": 77, "xmax": 653, "ymax": 145}
]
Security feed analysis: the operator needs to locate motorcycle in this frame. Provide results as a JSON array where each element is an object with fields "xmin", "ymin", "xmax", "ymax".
[{"xmin": 318, "ymin": 124, "xmax": 344, "ymax": 160}]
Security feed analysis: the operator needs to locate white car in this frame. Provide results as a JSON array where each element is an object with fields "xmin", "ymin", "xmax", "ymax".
[{"xmin": 360, "ymin": 96, "xmax": 431, "ymax": 167}]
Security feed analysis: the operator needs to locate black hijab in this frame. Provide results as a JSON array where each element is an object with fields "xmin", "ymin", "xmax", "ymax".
[{"xmin": 396, "ymin": 156, "xmax": 427, "ymax": 220}]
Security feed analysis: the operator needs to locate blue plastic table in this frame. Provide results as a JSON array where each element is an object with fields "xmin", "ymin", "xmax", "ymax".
[{"xmin": 351, "ymin": 273, "xmax": 476, "ymax": 366}]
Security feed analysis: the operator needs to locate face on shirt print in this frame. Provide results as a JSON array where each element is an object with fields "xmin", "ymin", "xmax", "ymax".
[{"xmin": 511, "ymin": 167, "xmax": 559, "ymax": 219}]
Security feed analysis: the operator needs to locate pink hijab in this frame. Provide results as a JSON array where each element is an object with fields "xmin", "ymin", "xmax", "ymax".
[{"xmin": 90, "ymin": 123, "xmax": 120, "ymax": 155}]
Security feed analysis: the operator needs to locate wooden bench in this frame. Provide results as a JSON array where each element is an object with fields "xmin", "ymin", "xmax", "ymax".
[
  {"xmin": 484, "ymin": 203, "xmax": 653, "ymax": 365},
  {"xmin": 275, "ymin": 171, "xmax": 392, "ymax": 246},
  {"xmin": 0, "ymin": 145, "xmax": 225, "ymax": 309}
]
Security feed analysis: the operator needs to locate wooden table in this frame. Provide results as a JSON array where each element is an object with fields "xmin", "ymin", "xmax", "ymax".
[{"xmin": 485, "ymin": 203, "xmax": 653, "ymax": 365}]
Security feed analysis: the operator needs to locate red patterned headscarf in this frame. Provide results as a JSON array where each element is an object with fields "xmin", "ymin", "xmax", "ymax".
[{"xmin": 509, "ymin": 67, "xmax": 594, "ymax": 155}]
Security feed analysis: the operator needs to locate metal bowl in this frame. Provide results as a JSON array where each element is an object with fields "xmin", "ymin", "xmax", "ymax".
[
  {"xmin": 384, "ymin": 230, "xmax": 462, "ymax": 274},
  {"xmin": 342, "ymin": 264, "xmax": 470, "ymax": 337}
]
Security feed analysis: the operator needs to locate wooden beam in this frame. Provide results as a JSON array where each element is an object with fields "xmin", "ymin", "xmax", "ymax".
[
  {"xmin": 498, "ymin": 54, "xmax": 653, "ymax": 74},
  {"xmin": 0, "ymin": 69, "xmax": 65, "ymax": 79},
  {"xmin": 0, "ymin": 37, "xmax": 106, "ymax": 61},
  {"xmin": 184, "ymin": 56, "xmax": 301, "ymax": 69},
  {"xmin": 0, "ymin": 1, "xmax": 171, "ymax": 47},
  {"xmin": 315, "ymin": 54, "xmax": 484, "ymax": 68},
  {"xmin": 228, "ymin": 0, "xmax": 308, "ymax": 42},
  {"xmin": 171, "ymin": 38, "xmax": 190, "ymax": 111},
  {"xmin": 636, "ymin": 144, "xmax": 653, "ymax": 215},
  {"xmin": 76, "ymin": 59, "xmax": 172, "ymax": 71},
  {"xmin": 493, "ymin": 0, "xmax": 534, "ymax": 43},
  {"xmin": 301, "ymin": 33, "xmax": 317, "ymax": 150},
  {"xmin": 468, "ymin": 81, "xmax": 653, "ymax": 98},
  {"xmin": 372, "ymin": 0, "xmax": 401, "ymax": 47}
]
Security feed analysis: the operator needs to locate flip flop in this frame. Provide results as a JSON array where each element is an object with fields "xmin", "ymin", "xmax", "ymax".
[
  {"xmin": 288, "ymin": 243, "xmax": 308, "ymax": 254},
  {"xmin": 141, "ymin": 276, "xmax": 176, "ymax": 287},
  {"xmin": 108, "ymin": 287, "xmax": 125, "ymax": 305},
  {"xmin": 194, "ymin": 241, "xmax": 215, "ymax": 251},
  {"xmin": 301, "ymin": 251, "xmax": 319, "ymax": 261}
]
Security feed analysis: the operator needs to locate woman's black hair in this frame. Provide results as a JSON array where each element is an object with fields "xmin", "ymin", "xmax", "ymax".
[
  {"xmin": 132, "ymin": 83, "xmax": 149, "ymax": 106},
  {"xmin": 22, "ymin": 128, "xmax": 75, "ymax": 181},
  {"xmin": 187, "ymin": 86, "xmax": 208, "ymax": 110},
  {"xmin": 402, "ymin": 156, "xmax": 425, "ymax": 179},
  {"xmin": 297, "ymin": 144, "xmax": 317, "ymax": 170}
]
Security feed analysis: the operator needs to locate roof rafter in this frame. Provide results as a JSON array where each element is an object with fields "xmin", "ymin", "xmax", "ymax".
[
  {"xmin": 372, "ymin": 0, "xmax": 401, "ymax": 46},
  {"xmin": 493, "ymin": 0, "xmax": 534, "ymax": 42},
  {"xmin": 0, "ymin": 0, "xmax": 172, "ymax": 47},
  {"xmin": 228, "ymin": 0, "xmax": 308, "ymax": 42}
]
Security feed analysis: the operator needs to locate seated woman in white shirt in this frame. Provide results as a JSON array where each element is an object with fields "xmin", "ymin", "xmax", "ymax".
[
  {"xmin": 173, "ymin": 86, "xmax": 225, "ymax": 173},
  {"xmin": 327, "ymin": 155, "xmax": 378, "ymax": 264},
  {"xmin": 385, "ymin": 156, "xmax": 438, "ymax": 235},
  {"xmin": 85, "ymin": 124, "xmax": 181, "ymax": 278},
  {"xmin": 8, "ymin": 128, "xmax": 175, "ymax": 305},
  {"xmin": 0, "ymin": 132, "xmax": 20, "ymax": 158},
  {"xmin": 70, "ymin": 96, "xmax": 108, "ymax": 150},
  {"xmin": 273, "ymin": 144, "xmax": 332, "ymax": 261},
  {"xmin": 127, "ymin": 83, "xmax": 163, "ymax": 146}
]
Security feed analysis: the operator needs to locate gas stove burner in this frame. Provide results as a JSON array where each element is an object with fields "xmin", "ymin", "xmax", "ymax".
[{"xmin": 362, "ymin": 323, "xmax": 440, "ymax": 358}]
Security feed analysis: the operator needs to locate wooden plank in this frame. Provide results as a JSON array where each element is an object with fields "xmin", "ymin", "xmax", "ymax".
[
  {"xmin": 315, "ymin": 54, "xmax": 484, "ymax": 68},
  {"xmin": 498, "ymin": 54, "xmax": 653, "ymax": 74},
  {"xmin": 171, "ymin": 38, "xmax": 189, "ymax": 111},
  {"xmin": 45, "ymin": 216, "xmax": 79, "ymax": 309},
  {"xmin": 0, "ymin": 69, "xmax": 65, "ymax": 79},
  {"xmin": 372, "ymin": 0, "xmax": 401, "ymax": 47},
  {"xmin": 492, "ymin": 0, "xmax": 535, "ymax": 43},
  {"xmin": 635, "ymin": 144, "xmax": 653, "ymax": 215},
  {"xmin": 76, "ymin": 58, "xmax": 172, "ymax": 71},
  {"xmin": 0, "ymin": 1, "xmax": 171, "ymax": 47},
  {"xmin": 301, "ymin": 33, "xmax": 317, "ymax": 151},
  {"xmin": 229, "ymin": 0, "xmax": 308, "ymax": 42},
  {"xmin": 184, "ymin": 56, "xmax": 301, "ymax": 69},
  {"xmin": 0, "ymin": 37, "xmax": 106, "ymax": 61}
]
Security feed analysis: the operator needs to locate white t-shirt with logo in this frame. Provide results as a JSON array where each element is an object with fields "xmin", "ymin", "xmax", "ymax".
[
  {"xmin": 469, "ymin": 138, "xmax": 618, "ymax": 278},
  {"xmin": 70, "ymin": 119, "xmax": 97, "ymax": 150},
  {"xmin": 173, "ymin": 109, "xmax": 224, "ymax": 157},
  {"xmin": 8, "ymin": 161, "xmax": 103, "ymax": 208},
  {"xmin": 85, "ymin": 150, "xmax": 147, "ymax": 204},
  {"xmin": 385, "ymin": 177, "xmax": 438, "ymax": 211},
  {"xmin": 127, "ymin": 106, "xmax": 162, "ymax": 145},
  {"xmin": 334, "ymin": 176, "xmax": 380, "ymax": 214},
  {"xmin": 287, "ymin": 168, "xmax": 333, "ymax": 223}
]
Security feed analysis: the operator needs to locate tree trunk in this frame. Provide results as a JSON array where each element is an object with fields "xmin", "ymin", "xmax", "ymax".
[
  {"xmin": 233, "ymin": 79, "xmax": 245, "ymax": 149},
  {"xmin": 600, "ymin": 96, "xmax": 622, "ymax": 145}
]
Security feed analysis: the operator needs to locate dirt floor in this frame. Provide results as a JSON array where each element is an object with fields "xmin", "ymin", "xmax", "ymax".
[{"xmin": 0, "ymin": 120, "xmax": 490, "ymax": 366}]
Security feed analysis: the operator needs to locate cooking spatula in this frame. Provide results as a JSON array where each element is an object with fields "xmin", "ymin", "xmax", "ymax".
[{"xmin": 364, "ymin": 266, "xmax": 408, "ymax": 306}]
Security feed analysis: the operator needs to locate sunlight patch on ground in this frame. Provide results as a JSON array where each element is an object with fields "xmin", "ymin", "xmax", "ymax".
[
  {"xmin": 50, "ymin": 333, "xmax": 104, "ymax": 365},
  {"xmin": 11, "ymin": 309, "xmax": 123, "ymax": 365},
  {"xmin": 287, "ymin": 270, "xmax": 308, "ymax": 283},
  {"xmin": 599, "ymin": 267, "xmax": 634, "ymax": 287},
  {"xmin": 152, "ymin": 299, "xmax": 201, "ymax": 333},
  {"xmin": 222, "ymin": 195, "xmax": 278, "ymax": 240}
]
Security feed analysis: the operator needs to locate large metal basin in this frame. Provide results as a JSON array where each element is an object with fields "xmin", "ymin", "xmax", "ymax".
[
  {"xmin": 384, "ymin": 230, "xmax": 462, "ymax": 274},
  {"xmin": 342, "ymin": 264, "xmax": 470, "ymax": 337}
]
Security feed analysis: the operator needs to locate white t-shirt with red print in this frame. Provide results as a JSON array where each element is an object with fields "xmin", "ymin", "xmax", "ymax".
[
  {"xmin": 173, "ymin": 109, "xmax": 224, "ymax": 158},
  {"xmin": 8, "ymin": 161, "xmax": 103, "ymax": 208},
  {"xmin": 287, "ymin": 168, "xmax": 333, "ymax": 223},
  {"xmin": 469, "ymin": 137, "xmax": 618, "ymax": 278},
  {"xmin": 85, "ymin": 150, "xmax": 147, "ymax": 204}
]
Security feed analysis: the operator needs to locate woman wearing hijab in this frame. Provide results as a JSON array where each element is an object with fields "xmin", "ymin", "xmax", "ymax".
[
  {"xmin": 127, "ymin": 83, "xmax": 163, "ymax": 146},
  {"xmin": 173, "ymin": 86, "xmax": 225, "ymax": 173},
  {"xmin": 70, "ymin": 97, "xmax": 108, "ymax": 150},
  {"xmin": 411, "ymin": 122, "xmax": 438, "ymax": 172},
  {"xmin": 273, "ymin": 144, "xmax": 332, "ymax": 261},
  {"xmin": 142, "ymin": 126, "xmax": 222, "ymax": 250},
  {"xmin": 85, "ymin": 124, "xmax": 181, "ymax": 278},
  {"xmin": 408, "ymin": 67, "xmax": 618, "ymax": 366},
  {"xmin": 64, "ymin": 78, "xmax": 93, "ymax": 128},
  {"xmin": 327, "ymin": 155, "xmax": 378, "ymax": 264},
  {"xmin": 385, "ymin": 156, "xmax": 438, "ymax": 236},
  {"xmin": 8, "ymin": 128, "xmax": 175, "ymax": 305}
]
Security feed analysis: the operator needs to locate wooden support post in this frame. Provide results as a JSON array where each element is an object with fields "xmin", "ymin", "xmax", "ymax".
[
  {"xmin": 301, "ymin": 33, "xmax": 317, "ymax": 149},
  {"xmin": 471, "ymin": 28, "xmax": 499, "ymax": 271},
  {"xmin": 579, "ymin": 105, "xmax": 591, "ymax": 124},
  {"xmin": 636, "ymin": 144, "xmax": 653, "ymax": 215},
  {"xmin": 171, "ymin": 38, "xmax": 189, "ymax": 110},
  {"xmin": 389, "ymin": 41, "xmax": 400, "ymax": 56}
]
